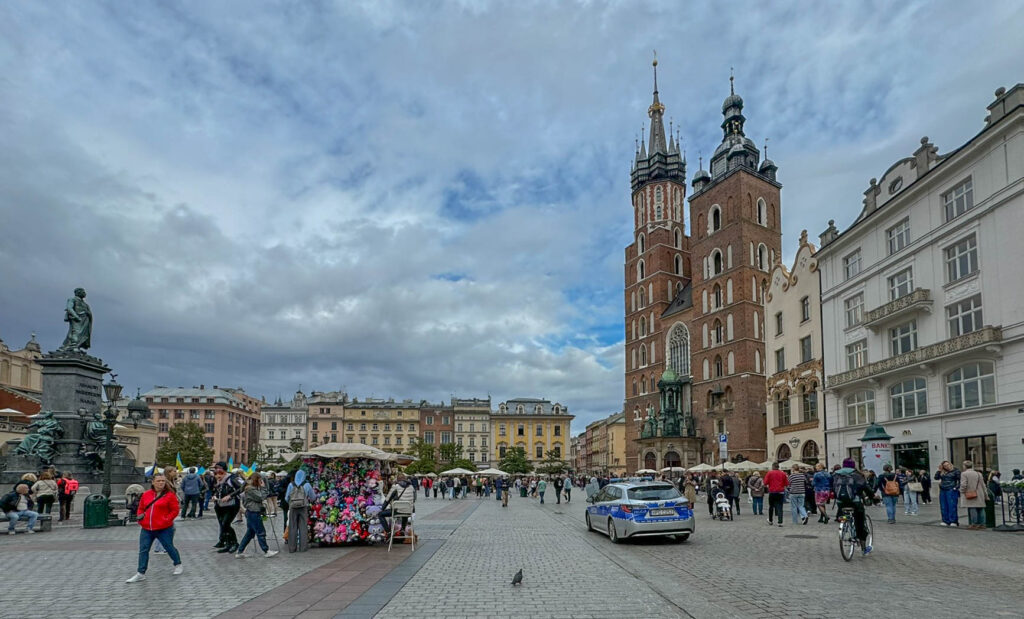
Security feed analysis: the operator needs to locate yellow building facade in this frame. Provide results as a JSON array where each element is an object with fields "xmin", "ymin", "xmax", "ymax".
[{"xmin": 491, "ymin": 398, "xmax": 573, "ymax": 465}]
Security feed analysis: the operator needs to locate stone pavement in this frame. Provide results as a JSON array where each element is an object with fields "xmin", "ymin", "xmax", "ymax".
[{"xmin": 3, "ymin": 490, "xmax": 1022, "ymax": 619}]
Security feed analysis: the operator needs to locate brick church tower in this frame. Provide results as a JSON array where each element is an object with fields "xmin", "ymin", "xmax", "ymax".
[
  {"xmin": 686, "ymin": 76, "xmax": 781, "ymax": 464},
  {"xmin": 622, "ymin": 59, "xmax": 692, "ymax": 470}
]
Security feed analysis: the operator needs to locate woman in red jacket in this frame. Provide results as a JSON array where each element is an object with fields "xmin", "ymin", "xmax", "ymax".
[{"xmin": 126, "ymin": 473, "xmax": 183, "ymax": 583}]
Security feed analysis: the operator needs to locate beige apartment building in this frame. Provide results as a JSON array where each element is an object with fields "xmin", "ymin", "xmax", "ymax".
[
  {"xmin": 306, "ymin": 391, "xmax": 347, "ymax": 447},
  {"xmin": 453, "ymin": 397, "xmax": 491, "ymax": 468},
  {"xmin": 583, "ymin": 412, "xmax": 626, "ymax": 475},
  {"xmin": 342, "ymin": 398, "xmax": 420, "ymax": 452},
  {"xmin": 144, "ymin": 385, "xmax": 261, "ymax": 465}
]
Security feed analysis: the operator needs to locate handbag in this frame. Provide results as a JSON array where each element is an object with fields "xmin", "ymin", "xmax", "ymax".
[
  {"xmin": 908, "ymin": 481, "xmax": 923, "ymax": 493},
  {"xmin": 965, "ymin": 490, "xmax": 978, "ymax": 500}
]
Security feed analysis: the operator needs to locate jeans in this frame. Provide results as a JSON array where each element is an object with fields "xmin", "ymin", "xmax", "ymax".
[
  {"xmin": 5, "ymin": 510, "xmax": 38, "ymax": 531},
  {"xmin": 202, "ymin": 490, "xmax": 212, "ymax": 511},
  {"xmin": 767, "ymin": 493, "xmax": 785, "ymax": 524},
  {"xmin": 939, "ymin": 489, "xmax": 959, "ymax": 524},
  {"xmin": 903, "ymin": 490, "xmax": 919, "ymax": 514},
  {"xmin": 564, "ymin": 489, "xmax": 571, "ymax": 503},
  {"xmin": 881, "ymin": 495, "xmax": 898, "ymax": 521},
  {"xmin": 215, "ymin": 503, "xmax": 240, "ymax": 547},
  {"xmin": 138, "ymin": 526, "xmax": 180, "ymax": 574},
  {"xmin": 968, "ymin": 507, "xmax": 985, "ymax": 526},
  {"xmin": 182, "ymin": 494, "xmax": 200, "ymax": 518},
  {"xmin": 539, "ymin": 490, "xmax": 545, "ymax": 504},
  {"xmin": 237, "ymin": 510, "xmax": 268, "ymax": 553},
  {"xmin": 752, "ymin": 496, "xmax": 764, "ymax": 515},
  {"xmin": 789, "ymin": 494, "xmax": 807, "ymax": 523}
]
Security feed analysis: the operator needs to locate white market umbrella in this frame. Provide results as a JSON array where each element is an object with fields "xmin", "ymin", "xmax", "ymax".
[
  {"xmin": 686, "ymin": 463, "xmax": 715, "ymax": 473},
  {"xmin": 634, "ymin": 468, "xmax": 659, "ymax": 475},
  {"xmin": 660, "ymin": 466, "xmax": 686, "ymax": 473},
  {"xmin": 757, "ymin": 460, "xmax": 774, "ymax": 469},
  {"xmin": 0, "ymin": 408, "xmax": 25, "ymax": 416},
  {"xmin": 440, "ymin": 467, "xmax": 475, "ymax": 476},
  {"xmin": 778, "ymin": 459, "xmax": 810, "ymax": 470},
  {"xmin": 425, "ymin": 472, "xmax": 438, "ymax": 478},
  {"xmin": 477, "ymin": 468, "xmax": 508, "ymax": 476},
  {"xmin": 730, "ymin": 461, "xmax": 761, "ymax": 472}
]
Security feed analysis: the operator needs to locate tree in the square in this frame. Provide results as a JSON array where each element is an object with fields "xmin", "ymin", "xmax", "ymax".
[
  {"xmin": 537, "ymin": 450, "xmax": 567, "ymax": 475},
  {"xmin": 156, "ymin": 422, "xmax": 214, "ymax": 468},
  {"xmin": 438, "ymin": 442, "xmax": 475, "ymax": 471},
  {"xmin": 499, "ymin": 446, "xmax": 534, "ymax": 474},
  {"xmin": 403, "ymin": 438, "xmax": 438, "ymax": 474}
]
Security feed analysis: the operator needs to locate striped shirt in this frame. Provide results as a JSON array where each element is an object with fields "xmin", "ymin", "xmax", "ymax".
[{"xmin": 787, "ymin": 473, "xmax": 807, "ymax": 495}]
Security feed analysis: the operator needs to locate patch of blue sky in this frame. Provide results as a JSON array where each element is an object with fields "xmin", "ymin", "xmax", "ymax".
[
  {"xmin": 432, "ymin": 272, "xmax": 470, "ymax": 282},
  {"xmin": 440, "ymin": 169, "xmax": 500, "ymax": 222}
]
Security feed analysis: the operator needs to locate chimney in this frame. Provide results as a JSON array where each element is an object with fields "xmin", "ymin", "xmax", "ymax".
[{"xmin": 200, "ymin": 384, "xmax": 205, "ymax": 390}]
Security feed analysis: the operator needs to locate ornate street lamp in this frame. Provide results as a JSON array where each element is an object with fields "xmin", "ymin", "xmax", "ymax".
[{"xmin": 101, "ymin": 376, "xmax": 150, "ymax": 498}]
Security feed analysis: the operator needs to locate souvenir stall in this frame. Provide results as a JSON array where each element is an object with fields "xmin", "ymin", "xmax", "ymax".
[{"xmin": 297, "ymin": 443, "xmax": 415, "ymax": 546}]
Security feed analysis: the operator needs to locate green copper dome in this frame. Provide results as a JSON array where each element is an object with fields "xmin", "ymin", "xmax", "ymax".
[{"xmin": 661, "ymin": 367, "xmax": 678, "ymax": 382}]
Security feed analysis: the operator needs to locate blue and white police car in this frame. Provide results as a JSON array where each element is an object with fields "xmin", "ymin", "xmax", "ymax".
[{"xmin": 585, "ymin": 481, "xmax": 694, "ymax": 543}]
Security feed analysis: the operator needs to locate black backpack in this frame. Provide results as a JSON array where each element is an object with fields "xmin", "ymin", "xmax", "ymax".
[{"xmin": 834, "ymin": 472, "xmax": 857, "ymax": 502}]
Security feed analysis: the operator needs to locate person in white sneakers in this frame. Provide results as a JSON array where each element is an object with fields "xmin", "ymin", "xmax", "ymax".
[
  {"xmin": 126, "ymin": 473, "xmax": 183, "ymax": 583},
  {"xmin": 2, "ymin": 483, "xmax": 39, "ymax": 534},
  {"xmin": 235, "ymin": 474, "xmax": 278, "ymax": 558}
]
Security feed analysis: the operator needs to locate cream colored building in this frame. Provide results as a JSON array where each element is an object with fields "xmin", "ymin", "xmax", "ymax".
[
  {"xmin": 764, "ymin": 232, "xmax": 825, "ymax": 464},
  {"xmin": 144, "ymin": 385, "xmax": 261, "ymax": 465},
  {"xmin": 341, "ymin": 397, "xmax": 420, "ymax": 453},
  {"xmin": 0, "ymin": 332, "xmax": 42, "ymax": 396},
  {"xmin": 453, "ymin": 397, "xmax": 491, "ymax": 468},
  {"xmin": 492, "ymin": 398, "xmax": 573, "ymax": 465},
  {"xmin": 306, "ymin": 390, "xmax": 346, "ymax": 447},
  {"xmin": 261, "ymin": 390, "xmax": 308, "ymax": 457}
]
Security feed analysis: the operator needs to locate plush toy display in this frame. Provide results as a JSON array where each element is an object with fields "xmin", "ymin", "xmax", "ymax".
[{"xmin": 302, "ymin": 457, "xmax": 386, "ymax": 545}]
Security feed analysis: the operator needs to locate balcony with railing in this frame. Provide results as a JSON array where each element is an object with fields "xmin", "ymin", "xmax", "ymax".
[
  {"xmin": 827, "ymin": 326, "xmax": 1002, "ymax": 389},
  {"xmin": 864, "ymin": 288, "xmax": 932, "ymax": 330}
]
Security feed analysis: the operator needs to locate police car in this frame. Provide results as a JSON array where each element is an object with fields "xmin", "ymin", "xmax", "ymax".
[{"xmin": 585, "ymin": 481, "xmax": 694, "ymax": 543}]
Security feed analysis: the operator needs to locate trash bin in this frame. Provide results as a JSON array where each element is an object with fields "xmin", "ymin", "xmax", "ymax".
[
  {"xmin": 83, "ymin": 494, "xmax": 110, "ymax": 529},
  {"xmin": 520, "ymin": 487, "xmax": 527, "ymax": 498},
  {"xmin": 985, "ymin": 495, "xmax": 996, "ymax": 529}
]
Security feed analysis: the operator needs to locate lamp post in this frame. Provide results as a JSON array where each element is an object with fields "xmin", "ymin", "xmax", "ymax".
[{"xmin": 101, "ymin": 377, "xmax": 152, "ymax": 498}]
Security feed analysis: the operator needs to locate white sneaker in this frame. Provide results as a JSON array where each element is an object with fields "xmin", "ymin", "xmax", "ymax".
[
  {"xmin": 126, "ymin": 573, "xmax": 146, "ymax": 583},
  {"xmin": 7, "ymin": 531, "xmax": 14, "ymax": 536},
  {"xmin": 234, "ymin": 553, "xmax": 245, "ymax": 559},
  {"xmin": 264, "ymin": 550, "xmax": 279, "ymax": 558},
  {"xmin": 26, "ymin": 530, "xmax": 35, "ymax": 534},
  {"xmin": 173, "ymin": 564, "xmax": 184, "ymax": 575}
]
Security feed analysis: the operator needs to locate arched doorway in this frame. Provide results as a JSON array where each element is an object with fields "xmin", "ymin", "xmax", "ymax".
[
  {"xmin": 802, "ymin": 440, "xmax": 819, "ymax": 465},
  {"xmin": 664, "ymin": 451, "xmax": 681, "ymax": 468},
  {"xmin": 776, "ymin": 444, "xmax": 792, "ymax": 461},
  {"xmin": 644, "ymin": 452, "xmax": 657, "ymax": 470}
]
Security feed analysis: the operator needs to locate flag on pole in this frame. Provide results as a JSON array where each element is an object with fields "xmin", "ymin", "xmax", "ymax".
[
  {"xmin": 197, "ymin": 466, "xmax": 206, "ymax": 475},
  {"xmin": 175, "ymin": 453, "xmax": 184, "ymax": 471},
  {"xmin": 227, "ymin": 456, "xmax": 234, "ymax": 471},
  {"xmin": 145, "ymin": 464, "xmax": 156, "ymax": 477}
]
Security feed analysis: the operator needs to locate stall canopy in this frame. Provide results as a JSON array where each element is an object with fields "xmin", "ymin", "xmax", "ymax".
[
  {"xmin": 778, "ymin": 459, "xmax": 811, "ymax": 470},
  {"xmin": 476, "ymin": 468, "xmax": 508, "ymax": 476},
  {"xmin": 660, "ymin": 466, "xmax": 686, "ymax": 473},
  {"xmin": 439, "ymin": 467, "xmax": 475, "ymax": 476},
  {"xmin": 686, "ymin": 463, "xmax": 715, "ymax": 472},
  {"xmin": 299, "ymin": 442, "xmax": 417, "ymax": 465},
  {"xmin": 634, "ymin": 468, "xmax": 659, "ymax": 475},
  {"xmin": 728, "ymin": 461, "xmax": 762, "ymax": 472}
]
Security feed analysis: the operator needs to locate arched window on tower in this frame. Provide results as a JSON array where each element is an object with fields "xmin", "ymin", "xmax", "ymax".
[
  {"xmin": 638, "ymin": 233, "xmax": 645, "ymax": 253},
  {"xmin": 712, "ymin": 284, "xmax": 722, "ymax": 309},
  {"xmin": 757, "ymin": 197, "xmax": 767, "ymax": 225},
  {"xmin": 710, "ymin": 205, "xmax": 722, "ymax": 232},
  {"xmin": 727, "ymin": 351, "xmax": 735, "ymax": 374},
  {"xmin": 640, "ymin": 344, "xmax": 647, "ymax": 366},
  {"xmin": 713, "ymin": 319, "xmax": 723, "ymax": 346},
  {"xmin": 637, "ymin": 260, "xmax": 645, "ymax": 281},
  {"xmin": 714, "ymin": 355, "xmax": 723, "ymax": 378},
  {"xmin": 639, "ymin": 316, "xmax": 647, "ymax": 337},
  {"xmin": 656, "ymin": 204, "xmax": 662, "ymax": 220},
  {"xmin": 667, "ymin": 323, "xmax": 690, "ymax": 377},
  {"xmin": 674, "ymin": 228, "xmax": 682, "ymax": 248},
  {"xmin": 632, "ymin": 380, "xmax": 638, "ymax": 396},
  {"xmin": 726, "ymin": 278, "xmax": 734, "ymax": 303},
  {"xmin": 639, "ymin": 287, "xmax": 646, "ymax": 308},
  {"xmin": 641, "ymin": 375, "xmax": 647, "ymax": 394},
  {"xmin": 712, "ymin": 250, "xmax": 723, "ymax": 276},
  {"xmin": 674, "ymin": 254, "xmax": 682, "ymax": 275},
  {"xmin": 757, "ymin": 244, "xmax": 768, "ymax": 271}
]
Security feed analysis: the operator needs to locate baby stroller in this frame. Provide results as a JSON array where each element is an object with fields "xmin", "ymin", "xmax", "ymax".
[
  {"xmin": 125, "ymin": 484, "xmax": 145, "ymax": 522},
  {"xmin": 713, "ymin": 492, "xmax": 733, "ymax": 521}
]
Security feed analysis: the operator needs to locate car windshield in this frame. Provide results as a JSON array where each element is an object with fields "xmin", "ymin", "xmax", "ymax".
[{"xmin": 627, "ymin": 485, "xmax": 681, "ymax": 501}]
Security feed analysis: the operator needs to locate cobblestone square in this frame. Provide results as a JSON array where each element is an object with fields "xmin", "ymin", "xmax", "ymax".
[{"xmin": 5, "ymin": 491, "xmax": 1022, "ymax": 619}]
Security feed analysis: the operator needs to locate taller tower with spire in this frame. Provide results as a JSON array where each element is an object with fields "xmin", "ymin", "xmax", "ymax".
[
  {"xmin": 686, "ymin": 74, "xmax": 782, "ymax": 464},
  {"xmin": 623, "ymin": 57, "xmax": 691, "ymax": 471}
]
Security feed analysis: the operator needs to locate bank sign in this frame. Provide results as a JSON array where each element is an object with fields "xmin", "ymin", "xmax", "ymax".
[{"xmin": 862, "ymin": 440, "xmax": 892, "ymax": 476}]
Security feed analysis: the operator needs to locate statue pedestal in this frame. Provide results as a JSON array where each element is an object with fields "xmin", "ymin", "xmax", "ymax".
[{"xmin": 0, "ymin": 351, "xmax": 145, "ymax": 495}]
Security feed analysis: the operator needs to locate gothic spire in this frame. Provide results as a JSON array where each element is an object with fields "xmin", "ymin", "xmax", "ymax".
[
  {"xmin": 639, "ymin": 124, "xmax": 647, "ymax": 159},
  {"xmin": 647, "ymin": 55, "xmax": 668, "ymax": 155}
]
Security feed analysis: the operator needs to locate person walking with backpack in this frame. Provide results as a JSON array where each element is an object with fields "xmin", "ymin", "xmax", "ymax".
[
  {"xmin": 959, "ymin": 461, "xmax": 987, "ymax": 530},
  {"xmin": 211, "ymin": 462, "xmax": 244, "ymax": 553},
  {"xmin": 126, "ymin": 473, "xmax": 183, "ymax": 582},
  {"xmin": 832, "ymin": 459, "xmax": 872, "ymax": 555},
  {"xmin": 180, "ymin": 468, "xmax": 203, "ymax": 519},
  {"xmin": 235, "ymin": 474, "xmax": 278, "ymax": 558},
  {"xmin": 935, "ymin": 461, "xmax": 961, "ymax": 527},
  {"xmin": 59, "ymin": 473, "xmax": 79, "ymax": 521},
  {"xmin": 285, "ymin": 469, "xmax": 314, "ymax": 553},
  {"xmin": 877, "ymin": 464, "xmax": 900, "ymax": 524}
]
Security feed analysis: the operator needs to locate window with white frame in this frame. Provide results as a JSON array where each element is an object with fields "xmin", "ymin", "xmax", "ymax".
[
  {"xmin": 801, "ymin": 383, "xmax": 818, "ymax": 421},
  {"xmin": 887, "ymin": 218, "xmax": 910, "ymax": 255},
  {"xmin": 944, "ymin": 234, "xmax": 978, "ymax": 283},
  {"xmin": 801, "ymin": 296, "xmax": 811, "ymax": 322},
  {"xmin": 844, "ymin": 250, "xmax": 862, "ymax": 280},
  {"xmin": 776, "ymin": 392, "xmax": 791, "ymax": 426},
  {"xmin": 946, "ymin": 361, "xmax": 995, "ymax": 410},
  {"xmin": 775, "ymin": 312, "xmax": 783, "ymax": 335},
  {"xmin": 890, "ymin": 320, "xmax": 918, "ymax": 356},
  {"xmin": 890, "ymin": 377, "xmax": 927, "ymax": 418},
  {"xmin": 845, "ymin": 294, "xmax": 864, "ymax": 328},
  {"xmin": 942, "ymin": 177, "xmax": 974, "ymax": 222},
  {"xmin": 888, "ymin": 268, "xmax": 913, "ymax": 300},
  {"xmin": 846, "ymin": 340, "xmax": 867, "ymax": 370},
  {"xmin": 845, "ymin": 390, "xmax": 875, "ymax": 425},
  {"xmin": 775, "ymin": 348, "xmax": 786, "ymax": 373},
  {"xmin": 947, "ymin": 294, "xmax": 983, "ymax": 337}
]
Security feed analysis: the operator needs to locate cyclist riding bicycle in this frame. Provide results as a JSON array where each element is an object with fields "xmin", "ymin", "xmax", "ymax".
[{"xmin": 832, "ymin": 457, "xmax": 873, "ymax": 555}]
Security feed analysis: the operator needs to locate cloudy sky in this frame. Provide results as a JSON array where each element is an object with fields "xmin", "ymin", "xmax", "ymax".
[{"xmin": 2, "ymin": 1, "xmax": 1022, "ymax": 432}]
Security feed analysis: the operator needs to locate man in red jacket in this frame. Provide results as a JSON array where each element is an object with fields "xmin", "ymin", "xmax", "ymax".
[
  {"xmin": 763, "ymin": 462, "xmax": 789, "ymax": 527},
  {"xmin": 126, "ymin": 473, "xmax": 183, "ymax": 583}
]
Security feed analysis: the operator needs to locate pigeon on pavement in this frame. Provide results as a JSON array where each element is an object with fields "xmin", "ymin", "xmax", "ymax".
[{"xmin": 511, "ymin": 568, "xmax": 523, "ymax": 586}]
